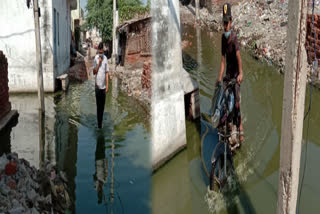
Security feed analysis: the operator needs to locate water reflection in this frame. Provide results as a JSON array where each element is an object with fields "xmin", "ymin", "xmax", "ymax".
[
  {"xmin": 4, "ymin": 94, "xmax": 57, "ymax": 168},
  {"xmin": 38, "ymin": 110, "xmax": 45, "ymax": 168},
  {"xmin": 3, "ymin": 77, "xmax": 151, "ymax": 213},
  {"xmin": 94, "ymin": 131, "xmax": 108, "ymax": 204}
]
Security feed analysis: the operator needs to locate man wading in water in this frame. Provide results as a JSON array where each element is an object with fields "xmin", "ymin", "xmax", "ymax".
[
  {"xmin": 93, "ymin": 42, "xmax": 109, "ymax": 129},
  {"xmin": 216, "ymin": 3, "xmax": 244, "ymax": 144}
]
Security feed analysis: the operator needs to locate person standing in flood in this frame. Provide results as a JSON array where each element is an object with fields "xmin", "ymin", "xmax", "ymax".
[{"xmin": 93, "ymin": 42, "xmax": 109, "ymax": 129}]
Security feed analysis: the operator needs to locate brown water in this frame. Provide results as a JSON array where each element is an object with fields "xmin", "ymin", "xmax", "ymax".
[{"xmin": 152, "ymin": 25, "xmax": 320, "ymax": 214}]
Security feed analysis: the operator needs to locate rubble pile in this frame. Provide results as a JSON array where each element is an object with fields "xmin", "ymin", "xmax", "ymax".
[
  {"xmin": 180, "ymin": 0, "xmax": 289, "ymax": 73},
  {"xmin": 141, "ymin": 60, "xmax": 152, "ymax": 96},
  {"xmin": 69, "ymin": 55, "xmax": 88, "ymax": 82},
  {"xmin": 112, "ymin": 65, "xmax": 151, "ymax": 106},
  {"xmin": 0, "ymin": 153, "xmax": 71, "ymax": 214}
]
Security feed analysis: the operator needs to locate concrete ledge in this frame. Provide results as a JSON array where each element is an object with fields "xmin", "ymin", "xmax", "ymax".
[
  {"xmin": 56, "ymin": 74, "xmax": 69, "ymax": 91},
  {"xmin": 0, "ymin": 110, "xmax": 19, "ymax": 132},
  {"xmin": 182, "ymin": 68, "xmax": 198, "ymax": 95},
  {"xmin": 182, "ymin": 69, "xmax": 200, "ymax": 119}
]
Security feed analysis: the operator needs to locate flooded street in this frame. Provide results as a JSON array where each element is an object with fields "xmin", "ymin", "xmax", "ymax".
[
  {"xmin": 1, "ymin": 78, "xmax": 151, "ymax": 213},
  {"xmin": 152, "ymin": 25, "xmax": 320, "ymax": 214}
]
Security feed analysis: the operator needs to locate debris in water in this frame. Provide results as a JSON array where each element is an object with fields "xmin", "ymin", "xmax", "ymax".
[{"xmin": 0, "ymin": 153, "xmax": 71, "ymax": 213}]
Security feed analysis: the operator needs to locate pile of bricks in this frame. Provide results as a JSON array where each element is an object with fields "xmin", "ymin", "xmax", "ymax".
[
  {"xmin": 141, "ymin": 60, "xmax": 152, "ymax": 94},
  {"xmin": 0, "ymin": 51, "xmax": 11, "ymax": 120},
  {"xmin": 68, "ymin": 61, "xmax": 88, "ymax": 82}
]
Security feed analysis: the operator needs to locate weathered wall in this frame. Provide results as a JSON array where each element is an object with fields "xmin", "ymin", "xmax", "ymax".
[
  {"xmin": 152, "ymin": 0, "xmax": 187, "ymax": 170},
  {"xmin": 0, "ymin": 51, "xmax": 11, "ymax": 120},
  {"xmin": 0, "ymin": 0, "xmax": 72, "ymax": 92},
  {"xmin": 277, "ymin": 0, "xmax": 308, "ymax": 213},
  {"xmin": 124, "ymin": 18, "xmax": 152, "ymax": 68},
  {"xmin": 52, "ymin": 0, "xmax": 73, "ymax": 81}
]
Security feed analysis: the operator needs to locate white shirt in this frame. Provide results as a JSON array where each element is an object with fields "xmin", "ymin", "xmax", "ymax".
[{"xmin": 94, "ymin": 54, "xmax": 108, "ymax": 89}]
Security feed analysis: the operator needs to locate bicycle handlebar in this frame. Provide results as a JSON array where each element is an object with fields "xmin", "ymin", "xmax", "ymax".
[{"xmin": 218, "ymin": 131, "xmax": 239, "ymax": 138}]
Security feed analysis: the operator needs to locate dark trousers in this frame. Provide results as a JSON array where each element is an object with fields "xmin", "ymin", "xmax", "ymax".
[
  {"xmin": 223, "ymin": 78, "xmax": 241, "ymax": 128},
  {"xmin": 95, "ymin": 87, "xmax": 106, "ymax": 128}
]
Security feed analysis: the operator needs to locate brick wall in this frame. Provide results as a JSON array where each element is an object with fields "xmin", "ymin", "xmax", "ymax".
[
  {"xmin": 124, "ymin": 18, "xmax": 152, "ymax": 68},
  {"xmin": 0, "ymin": 51, "xmax": 11, "ymax": 120}
]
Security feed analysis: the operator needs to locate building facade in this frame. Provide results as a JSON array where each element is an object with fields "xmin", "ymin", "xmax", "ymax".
[
  {"xmin": 117, "ymin": 16, "xmax": 152, "ymax": 68},
  {"xmin": 0, "ymin": 0, "xmax": 77, "ymax": 92}
]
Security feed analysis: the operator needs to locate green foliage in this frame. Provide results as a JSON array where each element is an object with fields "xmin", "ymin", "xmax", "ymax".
[
  {"xmin": 117, "ymin": 0, "xmax": 149, "ymax": 22},
  {"xmin": 83, "ymin": 0, "xmax": 150, "ymax": 42}
]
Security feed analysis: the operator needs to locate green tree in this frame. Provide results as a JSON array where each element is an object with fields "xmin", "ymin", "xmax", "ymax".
[{"xmin": 83, "ymin": 0, "xmax": 149, "ymax": 42}]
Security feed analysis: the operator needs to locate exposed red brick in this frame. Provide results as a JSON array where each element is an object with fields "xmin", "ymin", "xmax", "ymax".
[
  {"xmin": 5, "ymin": 161, "xmax": 17, "ymax": 176},
  {"xmin": 123, "ymin": 18, "xmax": 152, "ymax": 69}
]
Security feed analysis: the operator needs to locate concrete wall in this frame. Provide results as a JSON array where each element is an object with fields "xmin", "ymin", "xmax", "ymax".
[
  {"xmin": 0, "ymin": 51, "xmax": 11, "ymax": 119},
  {"xmin": 152, "ymin": 0, "xmax": 187, "ymax": 170},
  {"xmin": 0, "ymin": 0, "xmax": 73, "ymax": 92},
  {"xmin": 52, "ymin": 0, "xmax": 73, "ymax": 81}
]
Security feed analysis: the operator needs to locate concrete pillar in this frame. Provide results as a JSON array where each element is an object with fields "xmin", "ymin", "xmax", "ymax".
[
  {"xmin": 195, "ymin": 0, "xmax": 200, "ymax": 21},
  {"xmin": 277, "ymin": 0, "xmax": 308, "ymax": 213},
  {"xmin": 112, "ymin": 0, "xmax": 117, "ymax": 68},
  {"xmin": 33, "ymin": 0, "xmax": 45, "ymax": 112},
  {"xmin": 151, "ymin": 0, "xmax": 187, "ymax": 171}
]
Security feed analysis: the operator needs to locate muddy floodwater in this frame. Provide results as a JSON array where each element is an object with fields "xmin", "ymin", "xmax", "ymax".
[
  {"xmin": 1, "ymin": 78, "xmax": 151, "ymax": 213},
  {"xmin": 152, "ymin": 25, "xmax": 320, "ymax": 214}
]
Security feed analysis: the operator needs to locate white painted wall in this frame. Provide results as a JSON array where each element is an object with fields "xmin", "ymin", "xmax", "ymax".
[
  {"xmin": 151, "ymin": 0, "xmax": 187, "ymax": 170},
  {"xmin": 0, "ymin": 0, "xmax": 74, "ymax": 92}
]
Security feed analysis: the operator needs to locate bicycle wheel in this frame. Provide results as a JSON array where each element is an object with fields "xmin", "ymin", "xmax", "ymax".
[{"xmin": 209, "ymin": 154, "xmax": 234, "ymax": 191}]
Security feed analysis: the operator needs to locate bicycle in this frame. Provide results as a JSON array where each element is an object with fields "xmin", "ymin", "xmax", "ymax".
[{"xmin": 209, "ymin": 78, "xmax": 240, "ymax": 191}]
